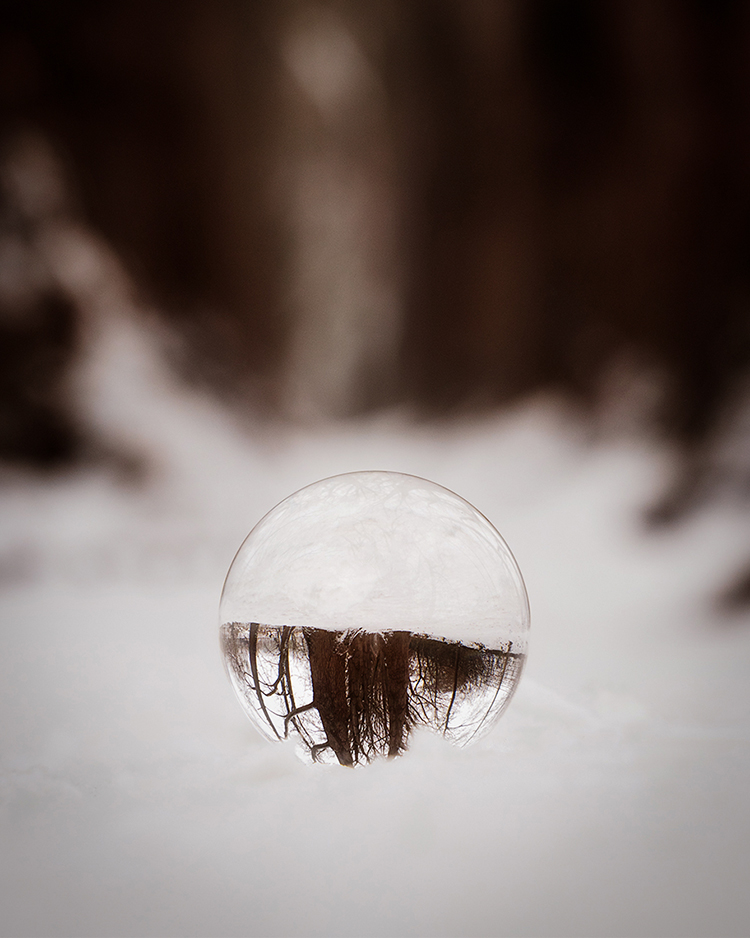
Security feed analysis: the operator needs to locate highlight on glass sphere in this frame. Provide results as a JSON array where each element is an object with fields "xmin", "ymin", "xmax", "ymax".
[{"xmin": 219, "ymin": 471, "xmax": 530, "ymax": 766}]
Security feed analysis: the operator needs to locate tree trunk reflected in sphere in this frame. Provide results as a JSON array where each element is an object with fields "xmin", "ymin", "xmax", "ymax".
[{"xmin": 221, "ymin": 622, "xmax": 524, "ymax": 766}]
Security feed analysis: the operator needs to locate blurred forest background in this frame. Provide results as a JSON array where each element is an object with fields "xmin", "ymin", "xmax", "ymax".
[{"xmin": 1, "ymin": 0, "xmax": 749, "ymax": 565}]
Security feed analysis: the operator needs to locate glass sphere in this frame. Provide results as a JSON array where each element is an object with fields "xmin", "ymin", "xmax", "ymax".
[{"xmin": 220, "ymin": 471, "xmax": 529, "ymax": 765}]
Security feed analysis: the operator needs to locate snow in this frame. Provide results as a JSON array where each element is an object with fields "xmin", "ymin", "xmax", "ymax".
[
  {"xmin": 1, "ymin": 311, "xmax": 749, "ymax": 937},
  {"xmin": 219, "ymin": 471, "xmax": 530, "ymax": 647}
]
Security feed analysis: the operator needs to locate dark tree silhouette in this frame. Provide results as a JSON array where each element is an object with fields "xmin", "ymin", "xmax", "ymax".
[{"xmin": 222, "ymin": 622, "xmax": 523, "ymax": 766}]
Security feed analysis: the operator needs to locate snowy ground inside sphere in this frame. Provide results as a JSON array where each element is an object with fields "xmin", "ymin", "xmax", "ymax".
[{"xmin": 1, "ymin": 315, "xmax": 749, "ymax": 938}]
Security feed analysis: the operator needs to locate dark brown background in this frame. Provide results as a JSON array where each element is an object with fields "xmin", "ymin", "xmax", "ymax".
[{"xmin": 1, "ymin": 1, "xmax": 749, "ymax": 523}]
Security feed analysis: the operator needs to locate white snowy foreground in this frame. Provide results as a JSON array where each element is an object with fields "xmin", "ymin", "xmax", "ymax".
[{"xmin": 1, "ymin": 316, "xmax": 749, "ymax": 938}]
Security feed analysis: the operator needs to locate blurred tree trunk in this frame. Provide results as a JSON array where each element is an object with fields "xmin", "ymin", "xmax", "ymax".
[
  {"xmin": 401, "ymin": 1, "xmax": 750, "ymax": 431},
  {"xmin": 1, "ymin": 0, "xmax": 287, "ymax": 403},
  {"xmin": 1, "ymin": 0, "xmax": 749, "ymax": 469}
]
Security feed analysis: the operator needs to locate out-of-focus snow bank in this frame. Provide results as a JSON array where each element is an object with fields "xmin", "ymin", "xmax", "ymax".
[{"xmin": 1, "ymin": 309, "xmax": 749, "ymax": 938}]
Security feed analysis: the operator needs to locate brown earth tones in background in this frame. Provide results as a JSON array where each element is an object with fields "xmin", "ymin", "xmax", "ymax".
[{"xmin": 1, "ymin": 1, "xmax": 749, "ymax": 512}]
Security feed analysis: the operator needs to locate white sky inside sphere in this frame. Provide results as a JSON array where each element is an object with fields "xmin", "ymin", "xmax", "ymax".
[{"xmin": 220, "ymin": 471, "xmax": 530, "ymax": 649}]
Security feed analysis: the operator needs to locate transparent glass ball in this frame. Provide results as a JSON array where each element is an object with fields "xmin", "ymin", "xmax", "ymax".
[{"xmin": 220, "ymin": 471, "xmax": 529, "ymax": 765}]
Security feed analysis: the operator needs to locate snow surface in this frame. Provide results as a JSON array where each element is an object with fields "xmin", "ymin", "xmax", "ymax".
[
  {"xmin": 220, "ymin": 470, "xmax": 530, "ymax": 648},
  {"xmin": 1, "ymin": 311, "xmax": 750, "ymax": 937}
]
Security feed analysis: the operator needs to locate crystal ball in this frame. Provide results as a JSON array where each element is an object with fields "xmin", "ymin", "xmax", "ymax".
[{"xmin": 220, "ymin": 471, "xmax": 529, "ymax": 765}]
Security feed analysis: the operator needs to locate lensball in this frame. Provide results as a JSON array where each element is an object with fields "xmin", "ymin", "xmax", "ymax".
[{"xmin": 220, "ymin": 471, "xmax": 529, "ymax": 765}]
